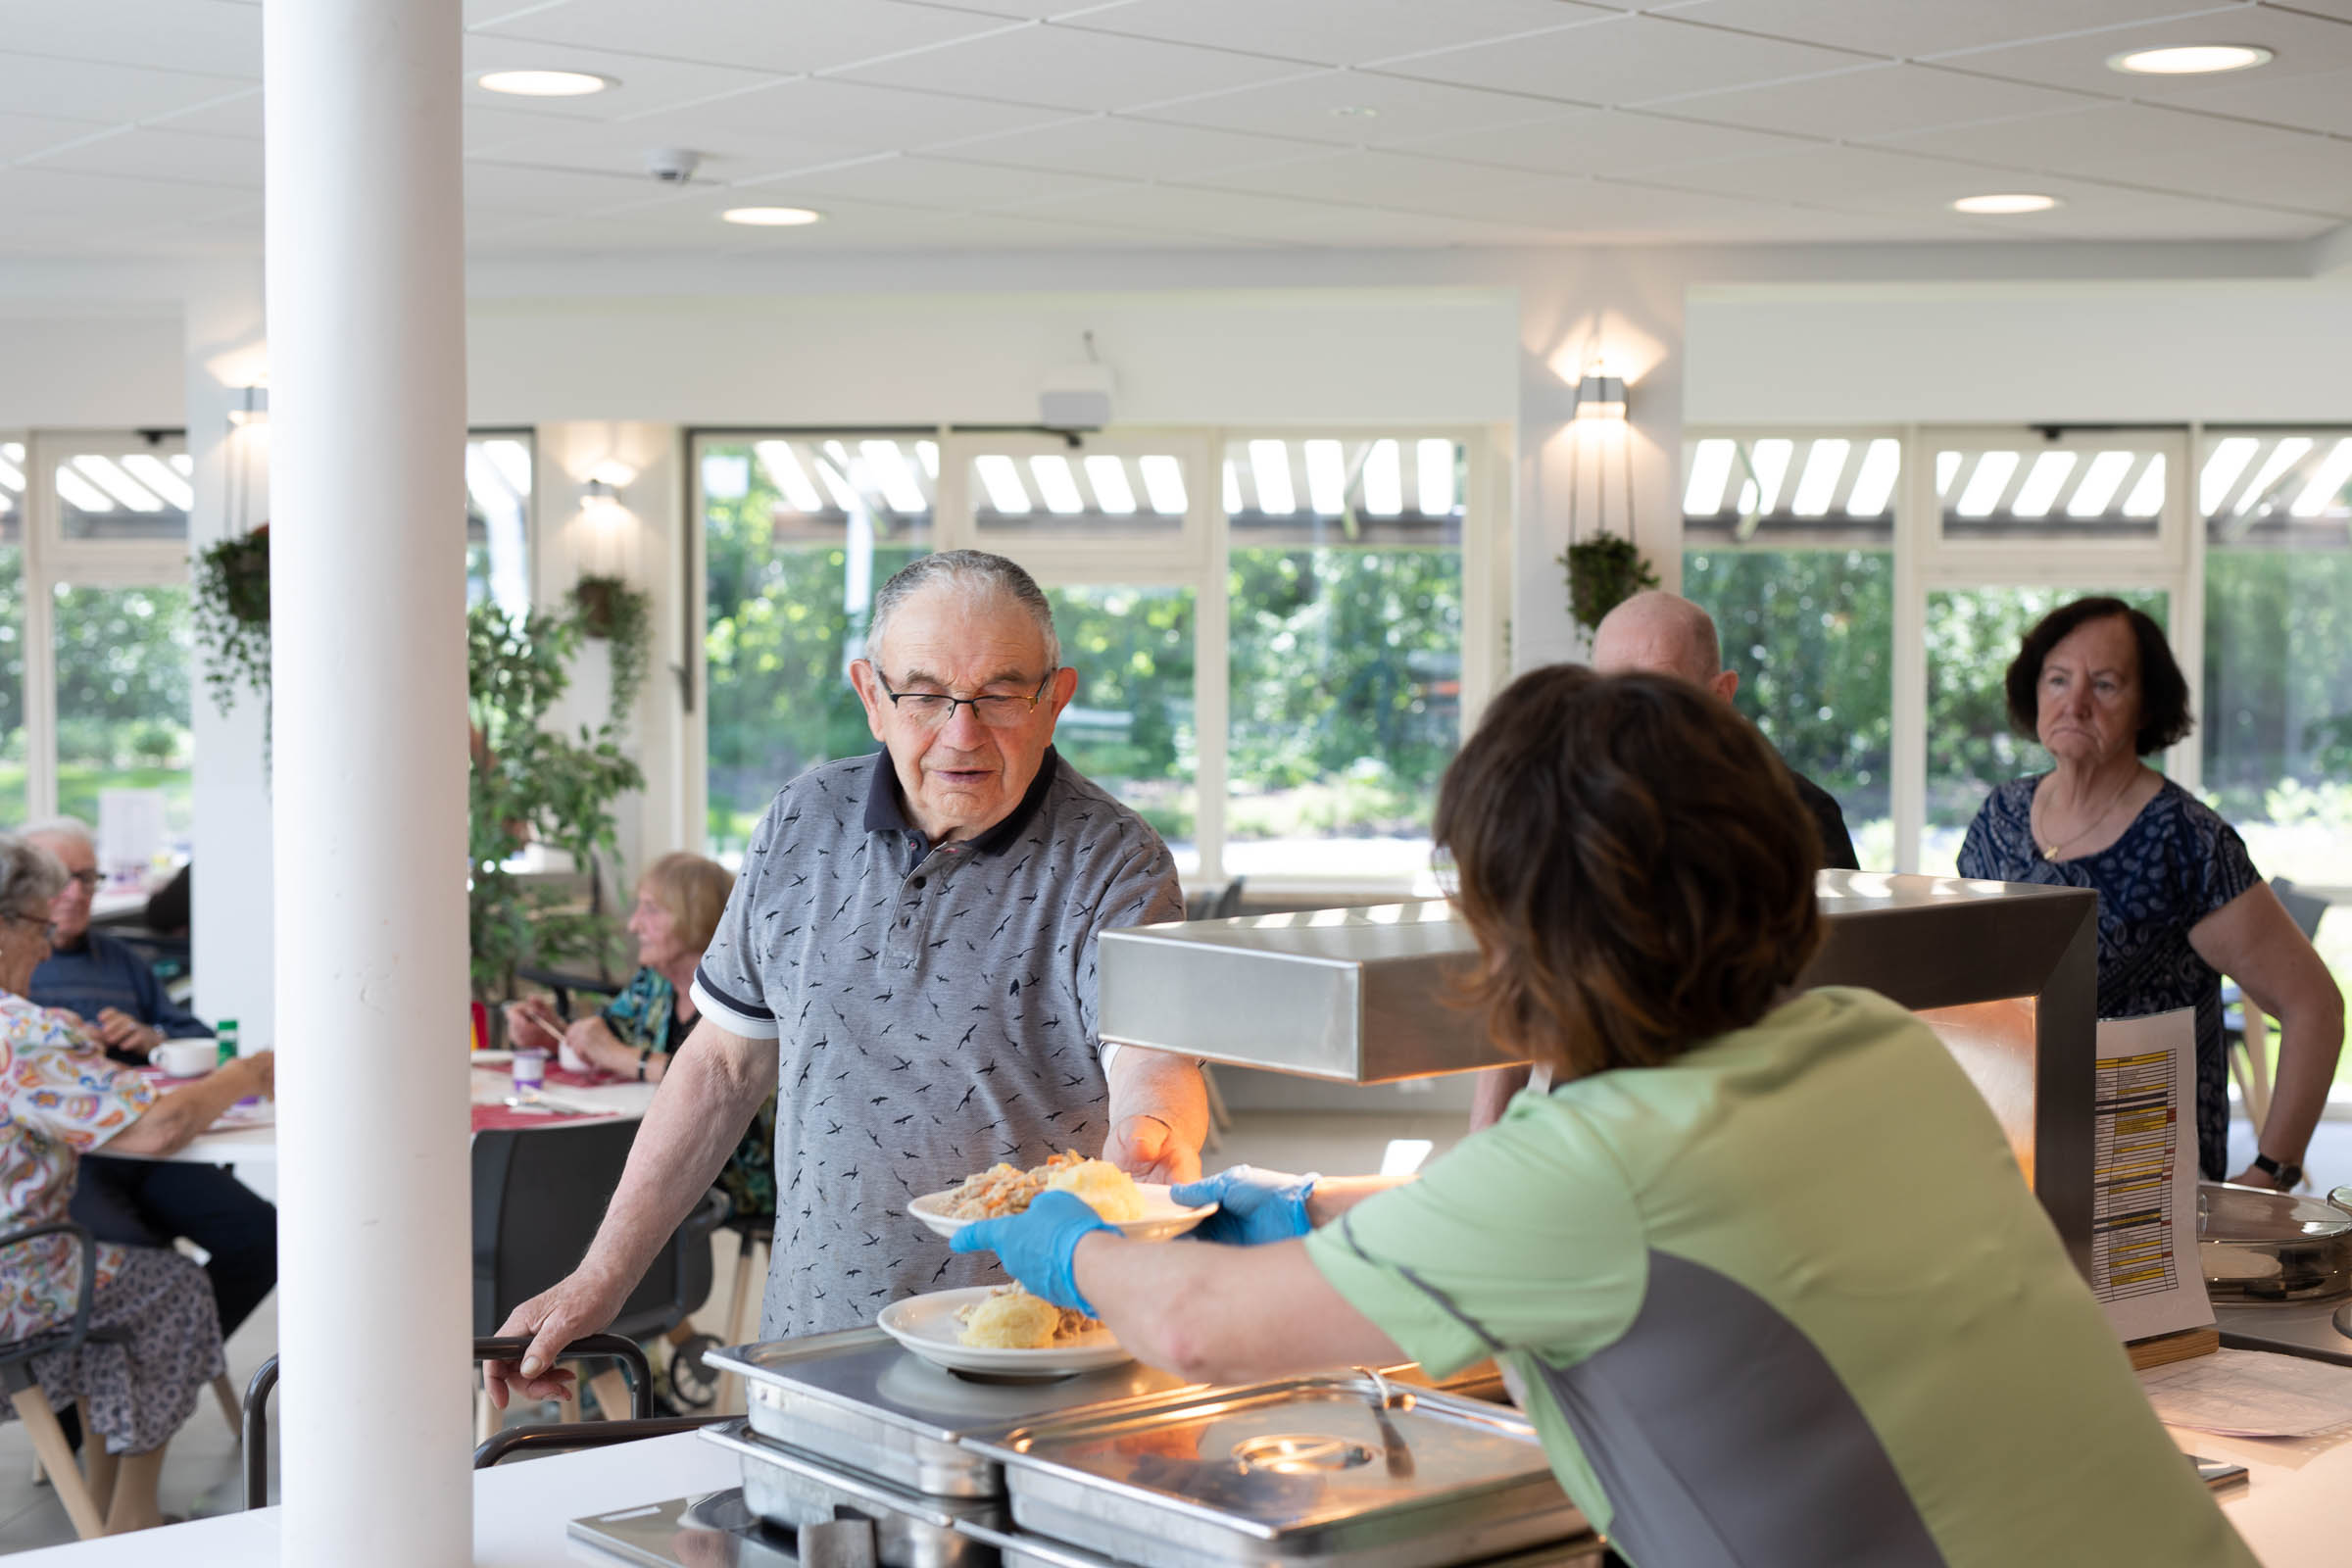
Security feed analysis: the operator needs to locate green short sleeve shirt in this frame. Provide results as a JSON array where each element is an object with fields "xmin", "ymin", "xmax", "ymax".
[{"xmin": 1306, "ymin": 988, "xmax": 2252, "ymax": 1568}]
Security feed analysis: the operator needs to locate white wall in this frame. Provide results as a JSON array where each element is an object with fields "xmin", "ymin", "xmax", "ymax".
[
  {"xmin": 0, "ymin": 310, "xmax": 183, "ymax": 429},
  {"xmin": 1685, "ymin": 278, "xmax": 2352, "ymax": 426}
]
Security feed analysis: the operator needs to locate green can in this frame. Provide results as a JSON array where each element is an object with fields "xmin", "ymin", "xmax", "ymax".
[{"xmin": 216, "ymin": 1018, "xmax": 240, "ymax": 1066}]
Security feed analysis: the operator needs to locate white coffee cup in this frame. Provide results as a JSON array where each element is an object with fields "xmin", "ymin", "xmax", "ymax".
[{"xmin": 154, "ymin": 1038, "xmax": 218, "ymax": 1078}]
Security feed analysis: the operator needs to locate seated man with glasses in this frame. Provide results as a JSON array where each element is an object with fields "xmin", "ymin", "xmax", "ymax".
[
  {"xmin": 488, "ymin": 550, "xmax": 1205, "ymax": 1397},
  {"xmin": 22, "ymin": 816, "xmax": 278, "ymax": 1347}
]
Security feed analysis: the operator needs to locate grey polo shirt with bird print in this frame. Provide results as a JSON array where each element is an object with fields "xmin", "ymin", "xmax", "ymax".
[{"xmin": 692, "ymin": 746, "xmax": 1185, "ymax": 1337}]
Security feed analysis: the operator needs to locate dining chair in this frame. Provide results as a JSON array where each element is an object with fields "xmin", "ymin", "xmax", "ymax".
[{"xmin": 0, "ymin": 1221, "xmax": 125, "ymax": 1540}]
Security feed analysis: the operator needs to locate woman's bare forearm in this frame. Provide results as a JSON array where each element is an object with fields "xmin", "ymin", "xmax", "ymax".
[
  {"xmin": 1305, "ymin": 1174, "xmax": 1416, "ymax": 1228},
  {"xmin": 106, "ymin": 1064, "xmax": 261, "ymax": 1156},
  {"xmin": 1074, "ymin": 1232, "xmax": 1404, "ymax": 1384},
  {"xmin": 2260, "ymin": 991, "xmax": 2345, "ymax": 1169}
]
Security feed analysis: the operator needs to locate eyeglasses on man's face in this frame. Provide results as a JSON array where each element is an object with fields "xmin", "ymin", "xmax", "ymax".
[
  {"xmin": 873, "ymin": 667, "xmax": 1055, "ymax": 730},
  {"xmin": 61, "ymin": 870, "xmax": 102, "ymax": 893}
]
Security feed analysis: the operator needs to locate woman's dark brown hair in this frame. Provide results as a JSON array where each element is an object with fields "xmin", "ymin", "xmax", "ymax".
[
  {"xmin": 1434, "ymin": 665, "xmax": 1824, "ymax": 1080},
  {"xmin": 2003, "ymin": 597, "xmax": 2192, "ymax": 756}
]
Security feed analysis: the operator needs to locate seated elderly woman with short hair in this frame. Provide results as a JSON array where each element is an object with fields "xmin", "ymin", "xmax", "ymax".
[
  {"xmin": 955, "ymin": 665, "xmax": 2253, "ymax": 1567},
  {"xmin": 0, "ymin": 836, "xmax": 274, "ymax": 1535}
]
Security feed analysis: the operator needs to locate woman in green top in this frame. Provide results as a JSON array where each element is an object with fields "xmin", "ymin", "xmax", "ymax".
[
  {"xmin": 508, "ymin": 852, "xmax": 774, "ymax": 1222},
  {"xmin": 956, "ymin": 666, "xmax": 2252, "ymax": 1568}
]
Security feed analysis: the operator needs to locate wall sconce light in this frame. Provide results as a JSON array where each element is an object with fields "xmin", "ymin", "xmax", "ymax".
[
  {"xmin": 583, "ymin": 477, "xmax": 623, "ymax": 506},
  {"xmin": 1573, "ymin": 370, "xmax": 1626, "ymax": 422},
  {"xmin": 228, "ymin": 386, "xmax": 270, "ymax": 426}
]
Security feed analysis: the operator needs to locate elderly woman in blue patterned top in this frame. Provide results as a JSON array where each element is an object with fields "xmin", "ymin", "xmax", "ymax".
[
  {"xmin": 0, "ymin": 836, "xmax": 274, "ymax": 1534},
  {"xmin": 1958, "ymin": 598, "xmax": 2343, "ymax": 1190}
]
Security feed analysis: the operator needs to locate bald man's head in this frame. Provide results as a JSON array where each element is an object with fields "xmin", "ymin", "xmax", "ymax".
[{"xmin": 1591, "ymin": 591, "xmax": 1740, "ymax": 703}]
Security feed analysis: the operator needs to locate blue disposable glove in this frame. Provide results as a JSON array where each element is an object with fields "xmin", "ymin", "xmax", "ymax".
[
  {"xmin": 949, "ymin": 1190, "xmax": 1116, "ymax": 1315},
  {"xmin": 1170, "ymin": 1165, "xmax": 1318, "ymax": 1247}
]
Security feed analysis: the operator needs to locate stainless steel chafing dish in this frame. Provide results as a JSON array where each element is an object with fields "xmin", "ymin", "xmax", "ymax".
[
  {"xmin": 951, "ymin": 1517, "xmax": 1607, "ymax": 1568},
  {"xmin": 703, "ymin": 1419, "xmax": 1004, "ymax": 1568},
  {"xmin": 2199, "ymin": 1182, "xmax": 2352, "ymax": 1305},
  {"xmin": 962, "ymin": 1374, "xmax": 1588, "ymax": 1568},
  {"xmin": 702, "ymin": 1329, "xmax": 1206, "ymax": 1497}
]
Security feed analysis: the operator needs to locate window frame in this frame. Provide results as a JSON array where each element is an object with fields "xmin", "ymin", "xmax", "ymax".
[{"xmin": 687, "ymin": 423, "xmax": 1499, "ymax": 894}]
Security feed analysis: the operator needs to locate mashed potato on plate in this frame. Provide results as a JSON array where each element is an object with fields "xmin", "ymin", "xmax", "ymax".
[
  {"xmin": 1045, "ymin": 1158, "xmax": 1147, "ymax": 1222},
  {"xmin": 956, "ymin": 1286, "xmax": 1100, "ymax": 1348}
]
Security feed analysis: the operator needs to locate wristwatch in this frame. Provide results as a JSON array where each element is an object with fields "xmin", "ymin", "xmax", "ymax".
[
  {"xmin": 2252, "ymin": 1152, "xmax": 2303, "ymax": 1190},
  {"xmin": 636, "ymin": 1048, "xmax": 650, "ymax": 1082}
]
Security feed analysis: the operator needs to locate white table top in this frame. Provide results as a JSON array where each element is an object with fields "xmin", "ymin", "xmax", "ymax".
[
  {"xmin": 8, "ymin": 1430, "xmax": 740, "ymax": 1565},
  {"xmin": 111, "ymin": 1064, "xmax": 660, "ymax": 1165}
]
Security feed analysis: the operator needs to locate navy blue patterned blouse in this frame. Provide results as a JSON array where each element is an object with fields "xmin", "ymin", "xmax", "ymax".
[{"xmin": 1958, "ymin": 776, "xmax": 2260, "ymax": 1182}]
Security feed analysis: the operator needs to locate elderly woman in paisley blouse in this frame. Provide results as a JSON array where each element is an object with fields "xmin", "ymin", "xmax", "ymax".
[
  {"xmin": 1958, "ymin": 598, "xmax": 2344, "ymax": 1190},
  {"xmin": 0, "ymin": 836, "xmax": 274, "ymax": 1534}
]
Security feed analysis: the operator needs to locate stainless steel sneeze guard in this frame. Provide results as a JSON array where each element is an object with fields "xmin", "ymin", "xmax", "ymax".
[{"xmin": 1099, "ymin": 871, "xmax": 2098, "ymax": 1276}]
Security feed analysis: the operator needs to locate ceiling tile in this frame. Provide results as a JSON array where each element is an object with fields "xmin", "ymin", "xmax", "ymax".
[
  {"xmin": 617, "ymin": 77, "xmax": 1076, "ymax": 158},
  {"xmin": 1938, "ymin": 6, "xmax": 2352, "ymax": 97},
  {"xmin": 0, "ymin": 0, "xmax": 259, "ymax": 78},
  {"xmin": 0, "ymin": 112, "xmax": 116, "ymax": 161},
  {"xmin": 462, "ymin": 33, "xmax": 785, "ymax": 121},
  {"xmin": 0, "ymin": 164, "xmax": 257, "ymax": 224},
  {"xmin": 2158, "ymin": 62, "xmax": 2352, "ymax": 138},
  {"xmin": 145, "ymin": 89, "xmax": 262, "ymax": 139},
  {"xmin": 1644, "ymin": 148, "xmax": 2328, "ymax": 235},
  {"xmin": 18, "ymin": 126, "xmax": 262, "ymax": 189},
  {"xmin": 1883, "ymin": 103, "xmax": 2352, "ymax": 216},
  {"xmin": 1376, "ymin": 12, "xmax": 1872, "ymax": 107},
  {"xmin": 0, "ymin": 49, "xmax": 251, "ymax": 122},
  {"xmin": 454, "ymin": 116, "xmax": 873, "ymax": 184},
  {"xmin": 1063, "ymin": 0, "xmax": 1615, "ymax": 69},
  {"xmin": 1387, "ymin": 108, "xmax": 1818, "ymax": 176},
  {"xmin": 470, "ymin": 0, "xmax": 1022, "ymax": 75},
  {"xmin": 1187, "ymin": 147, "xmax": 1590, "ymax": 225},
  {"xmin": 931, "ymin": 115, "xmax": 1326, "ymax": 180},
  {"xmin": 1664, "ymin": 61, "xmax": 2105, "ymax": 140},
  {"xmin": 1651, "ymin": 0, "xmax": 2232, "ymax": 60},
  {"xmin": 739, "ymin": 152, "xmax": 1134, "ymax": 210},
  {"xmin": 464, "ymin": 158, "xmax": 671, "ymax": 216},
  {"xmin": 1137, "ymin": 69, "xmax": 1568, "ymax": 146},
  {"xmin": 832, "ymin": 22, "xmax": 1317, "ymax": 113}
]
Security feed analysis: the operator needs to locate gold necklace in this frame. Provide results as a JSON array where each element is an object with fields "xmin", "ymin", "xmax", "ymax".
[{"xmin": 2035, "ymin": 769, "xmax": 2141, "ymax": 859}]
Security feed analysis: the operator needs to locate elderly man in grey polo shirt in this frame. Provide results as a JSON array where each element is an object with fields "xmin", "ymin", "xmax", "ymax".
[{"xmin": 489, "ymin": 552, "xmax": 1205, "ymax": 1396}]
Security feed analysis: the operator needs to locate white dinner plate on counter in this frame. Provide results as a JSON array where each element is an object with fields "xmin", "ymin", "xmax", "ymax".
[
  {"xmin": 906, "ymin": 1183, "xmax": 1215, "ymax": 1243},
  {"xmin": 877, "ymin": 1287, "xmax": 1134, "ymax": 1378}
]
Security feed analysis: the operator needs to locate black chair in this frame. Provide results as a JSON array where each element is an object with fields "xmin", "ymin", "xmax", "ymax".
[
  {"xmin": 471, "ymin": 1120, "xmax": 729, "ymax": 1348},
  {"xmin": 473, "ymin": 1412, "xmax": 728, "ymax": 1468},
  {"xmin": 243, "ymin": 1334, "xmax": 657, "ymax": 1508},
  {"xmin": 0, "ymin": 1221, "xmax": 126, "ymax": 1540},
  {"xmin": 512, "ymin": 964, "xmax": 625, "ymax": 1019}
]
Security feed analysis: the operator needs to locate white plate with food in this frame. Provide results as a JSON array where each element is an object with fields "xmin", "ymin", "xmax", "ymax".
[
  {"xmin": 907, "ymin": 1153, "xmax": 1215, "ymax": 1242},
  {"xmin": 877, "ymin": 1286, "xmax": 1134, "ymax": 1377}
]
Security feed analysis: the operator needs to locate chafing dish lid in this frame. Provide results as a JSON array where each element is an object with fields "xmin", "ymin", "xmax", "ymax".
[
  {"xmin": 971, "ymin": 1376, "xmax": 1563, "ymax": 1539},
  {"xmin": 705, "ymin": 1329, "xmax": 1201, "ymax": 1443},
  {"xmin": 2198, "ymin": 1183, "xmax": 2352, "ymax": 1244}
]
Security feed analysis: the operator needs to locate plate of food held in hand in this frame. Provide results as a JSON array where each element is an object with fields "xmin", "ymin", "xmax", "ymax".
[
  {"xmin": 907, "ymin": 1151, "xmax": 1216, "ymax": 1242},
  {"xmin": 878, "ymin": 1284, "xmax": 1133, "ymax": 1377}
]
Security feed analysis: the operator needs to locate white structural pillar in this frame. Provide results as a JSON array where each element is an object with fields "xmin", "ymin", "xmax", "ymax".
[{"xmin": 264, "ymin": 2, "xmax": 473, "ymax": 1563}]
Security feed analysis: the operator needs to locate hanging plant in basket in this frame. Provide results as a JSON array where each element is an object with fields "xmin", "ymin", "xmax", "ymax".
[
  {"xmin": 567, "ymin": 572, "xmax": 653, "ymax": 728},
  {"xmin": 1558, "ymin": 533, "xmax": 1659, "ymax": 637},
  {"xmin": 193, "ymin": 524, "xmax": 271, "ymax": 716}
]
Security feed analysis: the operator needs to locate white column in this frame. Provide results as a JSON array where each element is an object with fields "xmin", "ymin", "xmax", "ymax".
[
  {"xmin": 184, "ymin": 264, "xmax": 275, "ymax": 1049},
  {"xmin": 264, "ymin": 2, "xmax": 472, "ymax": 1563}
]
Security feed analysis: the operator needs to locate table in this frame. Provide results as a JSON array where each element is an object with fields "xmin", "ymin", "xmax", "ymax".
[
  {"xmin": 110, "ymin": 1066, "xmax": 661, "ymax": 1165},
  {"xmin": 8, "ymin": 1429, "xmax": 741, "ymax": 1565}
]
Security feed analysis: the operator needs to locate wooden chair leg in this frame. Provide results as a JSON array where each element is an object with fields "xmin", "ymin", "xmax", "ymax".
[
  {"xmin": 585, "ymin": 1368, "xmax": 632, "ymax": 1422},
  {"xmin": 2242, "ymin": 1001, "xmax": 2276, "ymax": 1141},
  {"xmin": 212, "ymin": 1372, "xmax": 242, "ymax": 1441},
  {"xmin": 9, "ymin": 1390, "xmax": 104, "ymax": 1540},
  {"xmin": 475, "ymin": 1386, "xmax": 501, "ymax": 1445},
  {"xmin": 717, "ymin": 1236, "xmax": 760, "ymax": 1412}
]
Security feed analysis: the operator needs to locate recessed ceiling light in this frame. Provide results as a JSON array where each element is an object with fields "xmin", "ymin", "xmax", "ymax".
[
  {"xmin": 2107, "ymin": 44, "xmax": 2273, "ymax": 76},
  {"xmin": 720, "ymin": 206, "xmax": 824, "ymax": 227},
  {"xmin": 476, "ymin": 69, "xmax": 616, "ymax": 97},
  {"xmin": 1952, "ymin": 192, "xmax": 2060, "ymax": 216},
  {"xmin": 1330, "ymin": 105, "xmax": 1379, "ymax": 119}
]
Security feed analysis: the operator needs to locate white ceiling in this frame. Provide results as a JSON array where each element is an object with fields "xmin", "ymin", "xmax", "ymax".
[{"xmin": 1, "ymin": 0, "xmax": 2350, "ymax": 258}]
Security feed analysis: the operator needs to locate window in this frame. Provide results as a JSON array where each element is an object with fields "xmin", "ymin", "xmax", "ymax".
[
  {"xmin": 2201, "ymin": 430, "xmax": 2352, "ymax": 891},
  {"xmin": 1684, "ymin": 434, "xmax": 1897, "ymax": 868},
  {"xmin": 694, "ymin": 428, "xmax": 1494, "ymax": 886},
  {"xmin": 466, "ymin": 433, "xmax": 534, "ymax": 615},
  {"xmin": 698, "ymin": 433, "xmax": 935, "ymax": 858},
  {"xmin": 0, "ymin": 441, "xmax": 24, "ymax": 829},
  {"xmin": 52, "ymin": 583, "xmax": 194, "ymax": 848},
  {"xmin": 1224, "ymin": 437, "xmax": 1463, "ymax": 882}
]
